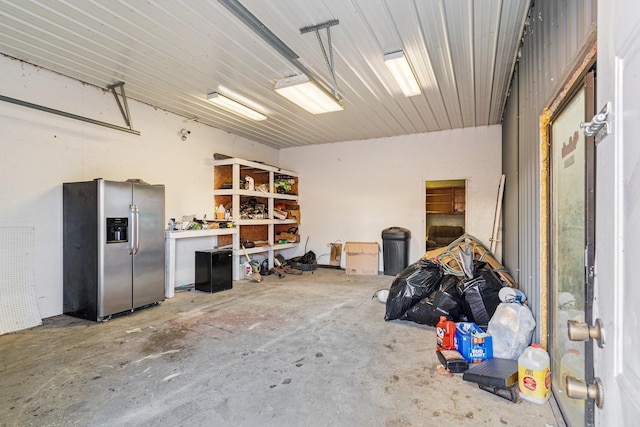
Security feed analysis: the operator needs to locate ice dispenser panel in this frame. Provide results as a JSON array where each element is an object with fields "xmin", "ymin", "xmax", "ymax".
[{"xmin": 106, "ymin": 217, "xmax": 128, "ymax": 243}]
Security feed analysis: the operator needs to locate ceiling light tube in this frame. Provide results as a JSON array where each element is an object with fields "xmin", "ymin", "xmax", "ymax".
[
  {"xmin": 384, "ymin": 51, "xmax": 421, "ymax": 97},
  {"xmin": 207, "ymin": 92, "xmax": 267, "ymax": 121},
  {"xmin": 274, "ymin": 74, "xmax": 343, "ymax": 114}
]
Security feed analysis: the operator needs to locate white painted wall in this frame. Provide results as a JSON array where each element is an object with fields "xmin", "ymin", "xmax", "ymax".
[
  {"xmin": 0, "ymin": 55, "xmax": 278, "ymax": 318},
  {"xmin": 279, "ymin": 126, "xmax": 503, "ymax": 269},
  {"xmin": 1, "ymin": 54, "xmax": 503, "ymax": 320}
]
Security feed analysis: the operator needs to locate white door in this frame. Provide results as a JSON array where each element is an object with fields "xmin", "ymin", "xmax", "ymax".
[{"xmin": 593, "ymin": 0, "xmax": 640, "ymax": 424}]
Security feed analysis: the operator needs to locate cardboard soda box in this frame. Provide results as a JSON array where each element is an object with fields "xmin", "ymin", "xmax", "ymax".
[{"xmin": 454, "ymin": 322, "xmax": 493, "ymax": 363}]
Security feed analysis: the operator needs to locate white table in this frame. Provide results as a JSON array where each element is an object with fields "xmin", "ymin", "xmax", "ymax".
[{"xmin": 164, "ymin": 228, "xmax": 238, "ymax": 298}]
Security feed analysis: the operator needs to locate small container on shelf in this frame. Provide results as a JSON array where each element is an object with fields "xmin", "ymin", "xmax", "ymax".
[{"xmin": 273, "ymin": 208, "xmax": 288, "ymax": 220}]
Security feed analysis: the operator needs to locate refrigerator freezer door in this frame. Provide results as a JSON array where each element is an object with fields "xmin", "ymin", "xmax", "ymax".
[
  {"xmin": 132, "ymin": 183, "xmax": 165, "ymax": 308},
  {"xmin": 101, "ymin": 180, "xmax": 135, "ymax": 318},
  {"xmin": 63, "ymin": 180, "xmax": 100, "ymax": 319}
]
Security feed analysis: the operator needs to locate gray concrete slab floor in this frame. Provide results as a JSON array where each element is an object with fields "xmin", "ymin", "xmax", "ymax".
[{"xmin": 0, "ymin": 269, "xmax": 559, "ymax": 427}]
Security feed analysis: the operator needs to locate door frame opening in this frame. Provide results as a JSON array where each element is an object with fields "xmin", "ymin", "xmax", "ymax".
[{"xmin": 424, "ymin": 179, "xmax": 467, "ymax": 252}]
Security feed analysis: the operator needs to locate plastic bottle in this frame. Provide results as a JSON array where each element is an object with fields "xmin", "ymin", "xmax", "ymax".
[
  {"xmin": 498, "ymin": 287, "xmax": 527, "ymax": 304},
  {"xmin": 436, "ymin": 316, "xmax": 456, "ymax": 350},
  {"xmin": 518, "ymin": 343, "xmax": 551, "ymax": 403},
  {"xmin": 444, "ymin": 321, "xmax": 456, "ymax": 350}
]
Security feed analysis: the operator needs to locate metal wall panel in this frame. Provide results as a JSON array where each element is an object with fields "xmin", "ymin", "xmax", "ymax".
[
  {"xmin": 502, "ymin": 67, "xmax": 519, "ymax": 282},
  {"xmin": 502, "ymin": 0, "xmax": 596, "ymax": 341},
  {"xmin": 0, "ymin": 0, "xmax": 530, "ymax": 149}
]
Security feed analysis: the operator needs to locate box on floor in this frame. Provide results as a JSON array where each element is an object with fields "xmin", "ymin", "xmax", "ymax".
[{"xmin": 345, "ymin": 242, "xmax": 379, "ymax": 275}]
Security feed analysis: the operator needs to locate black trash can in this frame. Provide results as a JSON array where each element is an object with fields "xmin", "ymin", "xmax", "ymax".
[{"xmin": 381, "ymin": 227, "xmax": 411, "ymax": 276}]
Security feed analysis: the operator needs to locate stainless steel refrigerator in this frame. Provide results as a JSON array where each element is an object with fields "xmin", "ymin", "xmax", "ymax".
[{"xmin": 63, "ymin": 179, "xmax": 165, "ymax": 321}]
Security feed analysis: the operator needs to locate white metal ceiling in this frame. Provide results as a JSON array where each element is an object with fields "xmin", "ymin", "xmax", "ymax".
[{"xmin": 0, "ymin": 0, "xmax": 530, "ymax": 149}]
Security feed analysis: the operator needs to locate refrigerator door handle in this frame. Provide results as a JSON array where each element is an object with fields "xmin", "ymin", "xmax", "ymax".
[
  {"xmin": 133, "ymin": 205, "xmax": 140, "ymax": 254},
  {"xmin": 129, "ymin": 205, "xmax": 136, "ymax": 255}
]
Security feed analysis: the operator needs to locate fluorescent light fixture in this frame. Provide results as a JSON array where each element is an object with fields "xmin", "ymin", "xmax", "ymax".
[
  {"xmin": 384, "ymin": 51, "xmax": 421, "ymax": 97},
  {"xmin": 274, "ymin": 74, "xmax": 343, "ymax": 114},
  {"xmin": 218, "ymin": 86, "xmax": 268, "ymax": 115},
  {"xmin": 207, "ymin": 92, "xmax": 267, "ymax": 121}
]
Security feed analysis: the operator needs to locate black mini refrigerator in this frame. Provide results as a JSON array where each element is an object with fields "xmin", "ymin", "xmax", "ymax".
[{"xmin": 195, "ymin": 249, "xmax": 232, "ymax": 293}]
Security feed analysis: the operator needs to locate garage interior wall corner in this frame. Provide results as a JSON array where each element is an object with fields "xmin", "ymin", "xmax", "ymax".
[{"xmin": 0, "ymin": 55, "xmax": 278, "ymax": 318}]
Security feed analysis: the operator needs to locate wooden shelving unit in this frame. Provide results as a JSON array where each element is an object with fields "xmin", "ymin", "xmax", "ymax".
[
  {"xmin": 213, "ymin": 157, "xmax": 299, "ymax": 280},
  {"xmin": 426, "ymin": 186, "xmax": 466, "ymax": 214}
]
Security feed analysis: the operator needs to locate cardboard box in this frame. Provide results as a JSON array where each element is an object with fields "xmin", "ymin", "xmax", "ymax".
[
  {"xmin": 276, "ymin": 232, "xmax": 300, "ymax": 243},
  {"xmin": 454, "ymin": 322, "xmax": 493, "ymax": 364},
  {"xmin": 345, "ymin": 242, "xmax": 379, "ymax": 275},
  {"xmin": 287, "ymin": 209, "xmax": 301, "ymax": 223}
]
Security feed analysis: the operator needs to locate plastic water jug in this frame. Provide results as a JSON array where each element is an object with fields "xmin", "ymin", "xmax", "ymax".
[
  {"xmin": 518, "ymin": 343, "xmax": 551, "ymax": 403},
  {"xmin": 436, "ymin": 316, "xmax": 456, "ymax": 350}
]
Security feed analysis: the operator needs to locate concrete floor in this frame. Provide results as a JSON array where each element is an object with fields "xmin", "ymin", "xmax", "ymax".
[{"xmin": 1, "ymin": 269, "xmax": 559, "ymax": 427}]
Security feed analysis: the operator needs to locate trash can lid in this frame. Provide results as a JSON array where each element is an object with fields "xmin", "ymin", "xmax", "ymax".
[{"xmin": 381, "ymin": 227, "xmax": 411, "ymax": 239}]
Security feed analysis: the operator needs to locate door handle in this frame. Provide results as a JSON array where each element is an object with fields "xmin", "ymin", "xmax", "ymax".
[
  {"xmin": 133, "ymin": 205, "xmax": 140, "ymax": 254},
  {"xmin": 565, "ymin": 375, "xmax": 604, "ymax": 409},
  {"xmin": 567, "ymin": 318, "xmax": 605, "ymax": 348},
  {"xmin": 129, "ymin": 205, "xmax": 136, "ymax": 255}
]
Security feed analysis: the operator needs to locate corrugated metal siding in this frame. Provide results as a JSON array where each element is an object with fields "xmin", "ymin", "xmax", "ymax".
[
  {"xmin": 502, "ymin": 0, "xmax": 596, "ymax": 341},
  {"xmin": 502, "ymin": 67, "xmax": 519, "ymax": 282},
  {"xmin": 0, "ymin": 0, "xmax": 530, "ymax": 149}
]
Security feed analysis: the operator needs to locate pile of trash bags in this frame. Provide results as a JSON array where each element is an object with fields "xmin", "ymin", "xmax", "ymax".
[
  {"xmin": 384, "ymin": 235, "xmax": 517, "ymax": 331},
  {"xmin": 383, "ymin": 235, "xmax": 537, "ymax": 360}
]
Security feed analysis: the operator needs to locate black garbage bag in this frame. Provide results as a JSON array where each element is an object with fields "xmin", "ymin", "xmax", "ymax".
[
  {"xmin": 402, "ymin": 298, "xmax": 443, "ymax": 326},
  {"xmin": 431, "ymin": 275, "xmax": 466, "ymax": 321},
  {"xmin": 456, "ymin": 262, "xmax": 505, "ymax": 330},
  {"xmin": 384, "ymin": 259, "xmax": 443, "ymax": 321},
  {"xmin": 403, "ymin": 274, "xmax": 466, "ymax": 325}
]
